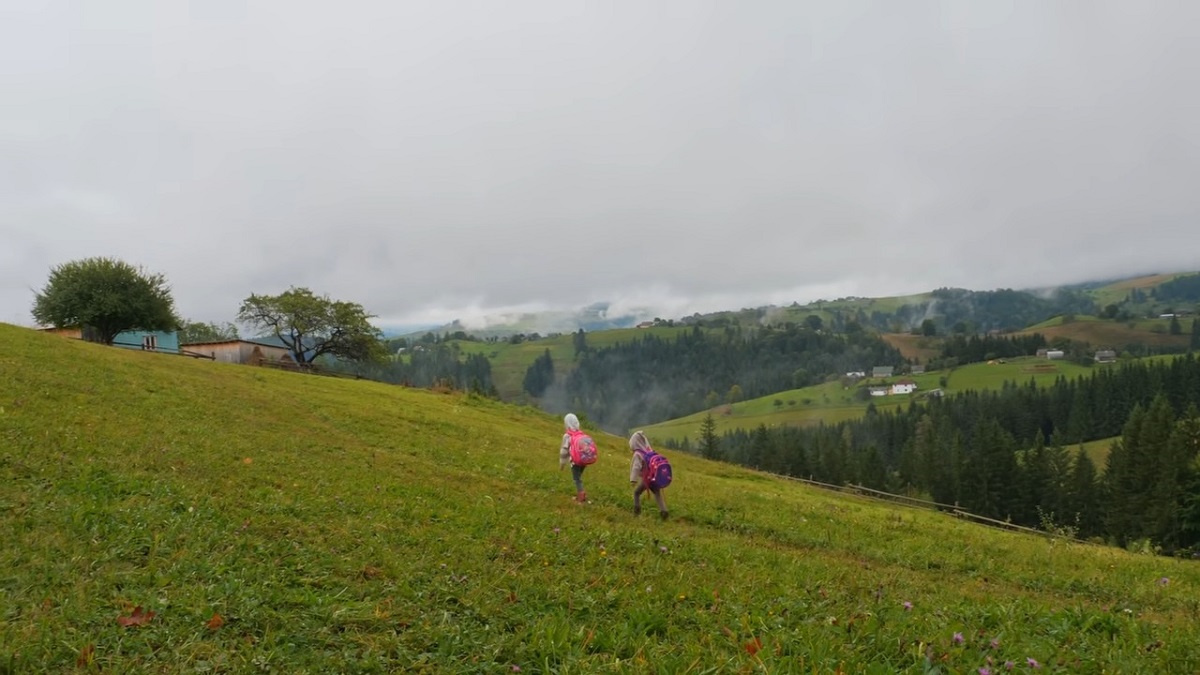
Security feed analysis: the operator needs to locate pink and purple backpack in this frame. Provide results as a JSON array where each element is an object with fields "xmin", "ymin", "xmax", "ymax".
[
  {"xmin": 567, "ymin": 429, "xmax": 598, "ymax": 466},
  {"xmin": 637, "ymin": 449, "xmax": 673, "ymax": 489}
]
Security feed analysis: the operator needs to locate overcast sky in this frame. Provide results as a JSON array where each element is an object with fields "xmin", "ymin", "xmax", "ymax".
[{"xmin": 3, "ymin": 1, "xmax": 1198, "ymax": 330}]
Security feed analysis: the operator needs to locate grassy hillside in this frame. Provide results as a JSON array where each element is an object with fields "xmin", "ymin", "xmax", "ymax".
[
  {"xmin": 454, "ymin": 325, "xmax": 695, "ymax": 399},
  {"xmin": 1019, "ymin": 315, "xmax": 1189, "ymax": 349},
  {"xmin": 880, "ymin": 333, "xmax": 942, "ymax": 363},
  {"xmin": 644, "ymin": 357, "xmax": 1099, "ymax": 441},
  {"xmin": 1088, "ymin": 272, "xmax": 1194, "ymax": 308},
  {"xmin": 5, "ymin": 324, "xmax": 1198, "ymax": 672}
]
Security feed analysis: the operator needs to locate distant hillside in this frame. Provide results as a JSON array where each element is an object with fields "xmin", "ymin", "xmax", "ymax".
[
  {"xmin": 3, "ymin": 323, "xmax": 1198, "ymax": 671},
  {"xmin": 415, "ymin": 301, "xmax": 646, "ymax": 339},
  {"xmin": 643, "ymin": 355, "xmax": 1100, "ymax": 441},
  {"xmin": 406, "ymin": 271, "xmax": 1199, "ymax": 343},
  {"xmin": 1018, "ymin": 315, "xmax": 1191, "ymax": 351},
  {"xmin": 1088, "ymin": 271, "xmax": 1199, "ymax": 308}
]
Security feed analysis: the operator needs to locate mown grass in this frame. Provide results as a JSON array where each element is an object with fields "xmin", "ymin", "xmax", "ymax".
[
  {"xmin": 880, "ymin": 333, "xmax": 942, "ymax": 364},
  {"xmin": 1019, "ymin": 315, "xmax": 1189, "ymax": 349},
  {"xmin": 1075, "ymin": 437, "xmax": 1116, "ymax": 472},
  {"xmin": 3, "ymin": 324, "xmax": 1200, "ymax": 673}
]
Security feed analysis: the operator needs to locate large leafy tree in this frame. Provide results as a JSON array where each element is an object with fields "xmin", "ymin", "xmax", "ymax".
[
  {"xmin": 179, "ymin": 320, "xmax": 239, "ymax": 344},
  {"xmin": 237, "ymin": 287, "xmax": 382, "ymax": 364},
  {"xmin": 31, "ymin": 257, "xmax": 179, "ymax": 345}
]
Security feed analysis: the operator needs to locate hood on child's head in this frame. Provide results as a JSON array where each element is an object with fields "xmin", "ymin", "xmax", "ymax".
[
  {"xmin": 564, "ymin": 413, "xmax": 581, "ymax": 432},
  {"xmin": 629, "ymin": 430, "xmax": 651, "ymax": 452}
]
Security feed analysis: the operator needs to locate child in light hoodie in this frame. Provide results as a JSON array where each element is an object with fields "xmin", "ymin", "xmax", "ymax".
[
  {"xmin": 559, "ymin": 413, "xmax": 589, "ymax": 503},
  {"xmin": 629, "ymin": 430, "xmax": 669, "ymax": 520}
]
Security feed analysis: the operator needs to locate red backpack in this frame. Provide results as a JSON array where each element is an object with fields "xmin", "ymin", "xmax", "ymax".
[
  {"xmin": 637, "ymin": 449, "xmax": 673, "ymax": 488},
  {"xmin": 567, "ymin": 429, "xmax": 598, "ymax": 466}
]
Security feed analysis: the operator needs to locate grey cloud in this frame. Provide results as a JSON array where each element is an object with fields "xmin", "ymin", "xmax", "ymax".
[{"xmin": 3, "ymin": 1, "xmax": 1198, "ymax": 329}]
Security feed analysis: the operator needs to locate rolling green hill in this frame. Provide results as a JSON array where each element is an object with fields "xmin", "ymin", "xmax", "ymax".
[
  {"xmin": 451, "ymin": 325, "xmax": 695, "ymax": 399},
  {"xmin": 644, "ymin": 356, "xmax": 1102, "ymax": 442},
  {"xmin": 1018, "ymin": 314, "xmax": 1190, "ymax": 350},
  {"xmin": 1087, "ymin": 272, "xmax": 1195, "ymax": 308},
  {"xmin": 4, "ymin": 323, "xmax": 1198, "ymax": 671}
]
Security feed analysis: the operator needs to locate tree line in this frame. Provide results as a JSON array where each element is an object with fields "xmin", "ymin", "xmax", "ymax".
[
  {"xmin": 542, "ymin": 323, "xmax": 905, "ymax": 432},
  {"xmin": 667, "ymin": 354, "xmax": 1200, "ymax": 555}
]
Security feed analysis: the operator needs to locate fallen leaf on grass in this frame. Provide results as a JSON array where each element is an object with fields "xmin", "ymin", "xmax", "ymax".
[
  {"xmin": 745, "ymin": 637, "xmax": 763, "ymax": 656},
  {"xmin": 117, "ymin": 606, "xmax": 156, "ymax": 628},
  {"xmin": 207, "ymin": 613, "xmax": 224, "ymax": 630},
  {"xmin": 76, "ymin": 644, "xmax": 95, "ymax": 667}
]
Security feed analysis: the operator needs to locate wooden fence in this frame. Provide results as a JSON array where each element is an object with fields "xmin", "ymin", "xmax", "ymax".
[{"xmin": 772, "ymin": 473, "xmax": 1098, "ymax": 545}]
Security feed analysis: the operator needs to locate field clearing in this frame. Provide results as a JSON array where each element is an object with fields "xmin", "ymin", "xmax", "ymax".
[
  {"xmin": 3, "ymin": 324, "xmax": 1199, "ymax": 672},
  {"xmin": 1018, "ymin": 316, "xmax": 1189, "ymax": 349},
  {"xmin": 880, "ymin": 333, "xmax": 942, "ymax": 363},
  {"xmin": 941, "ymin": 356, "xmax": 1096, "ymax": 391},
  {"xmin": 1076, "ymin": 436, "xmax": 1117, "ymax": 470},
  {"xmin": 1090, "ymin": 272, "xmax": 1192, "ymax": 307}
]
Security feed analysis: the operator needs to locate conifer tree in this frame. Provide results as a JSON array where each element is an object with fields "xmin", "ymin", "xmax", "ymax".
[
  {"xmin": 1069, "ymin": 448, "xmax": 1102, "ymax": 538},
  {"xmin": 698, "ymin": 413, "xmax": 721, "ymax": 460}
]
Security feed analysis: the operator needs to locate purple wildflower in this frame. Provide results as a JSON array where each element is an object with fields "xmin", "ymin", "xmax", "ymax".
[
  {"xmin": 552, "ymin": 528, "xmax": 560, "ymax": 534},
  {"xmin": 902, "ymin": 601, "xmax": 913, "ymax": 611},
  {"xmin": 1004, "ymin": 661, "xmax": 1014, "ymax": 671},
  {"xmin": 979, "ymin": 669, "xmax": 991, "ymax": 675},
  {"xmin": 659, "ymin": 545, "xmax": 668, "ymax": 553},
  {"xmin": 511, "ymin": 667, "xmax": 522, "ymax": 673},
  {"xmin": 953, "ymin": 632, "xmax": 964, "ymax": 645},
  {"xmin": 1158, "ymin": 576, "xmax": 1170, "ymax": 586},
  {"xmin": 990, "ymin": 638, "xmax": 1001, "ymax": 650},
  {"xmin": 1026, "ymin": 657, "xmax": 1040, "ymax": 668}
]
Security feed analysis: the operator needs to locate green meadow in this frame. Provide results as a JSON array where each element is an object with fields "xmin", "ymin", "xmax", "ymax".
[
  {"xmin": 1020, "ymin": 315, "xmax": 1190, "ymax": 350},
  {"xmin": 1087, "ymin": 273, "xmax": 1192, "ymax": 309},
  {"xmin": 644, "ymin": 357, "xmax": 1100, "ymax": 442},
  {"xmin": 3, "ymin": 324, "xmax": 1199, "ymax": 673}
]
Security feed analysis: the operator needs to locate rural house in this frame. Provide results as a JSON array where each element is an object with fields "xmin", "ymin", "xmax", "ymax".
[
  {"xmin": 1045, "ymin": 350, "xmax": 1065, "ymax": 360},
  {"xmin": 40, "ymin": 326, "xmax": 181, "ymax": 353},
  {"xmin": 891, "ymin": 380, "xmax": 917, "ymax": 395},
  {"xmin": 911, "ymin": 365, "xmax": 926, "ymax": 375},
  {"xmin": 112, "ymin": 329, "xmax": 180, "ymax": 353},
  {"xmin": 1094, "ymin": 349, "xmax": 1117, "ymax": 363},
  {"xmin": 872, "ymin": 366, "xmax": 894, "ymax": 378},
  {"xmin": 181, "ymin": 339, "xmax": 298, "ymax": 367},
  {"xmin": 868, "ymin": 386, "xmax": 888, "ymax": 397}
]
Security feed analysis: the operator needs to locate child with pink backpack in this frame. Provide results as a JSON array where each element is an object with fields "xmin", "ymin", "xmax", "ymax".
[
  {"xmin": 629, "ymin": 430, "xmax": 672, "ymax": 520},
  {"xmin": 559, "ymin": 413, "xmax": 597, "ymax": 503}
]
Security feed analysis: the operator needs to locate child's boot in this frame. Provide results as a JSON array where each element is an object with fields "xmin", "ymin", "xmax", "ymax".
[
  {"xmin": 576, "ymin": 490, "xmax": 587, "ymax": 503},
  {"xmin": 659, "ymin": 510, "xmax": 669, "ymax": 521}
]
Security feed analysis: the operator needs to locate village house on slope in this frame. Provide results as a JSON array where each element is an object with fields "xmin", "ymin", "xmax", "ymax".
[
  {"xmin": 40, "ymin": 326, "xmax": 181, "ymax": 353},
  {"xmin": 891, "ymin": 379, "xmax": 917, "ymax": 395},
  {"xmin": 181, "ymin": 339, "xmax": 299, "ymax": 367}
]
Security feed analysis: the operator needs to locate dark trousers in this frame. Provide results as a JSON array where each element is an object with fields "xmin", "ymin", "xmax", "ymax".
[{"xmin": 634, "ymin": 482, "xmax": 667, "ymax": 513}]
